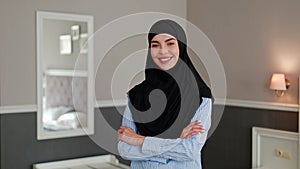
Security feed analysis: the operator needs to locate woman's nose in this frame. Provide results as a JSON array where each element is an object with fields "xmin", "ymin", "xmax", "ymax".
[{"xmin": 159, "ymin": 44, "xmax": 168, "ymax": 54}]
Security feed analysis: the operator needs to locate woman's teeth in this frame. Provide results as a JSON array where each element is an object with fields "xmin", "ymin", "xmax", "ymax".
[{"xmin": 159, "ymin": 57, "xmax": 171, "ymax": 62}]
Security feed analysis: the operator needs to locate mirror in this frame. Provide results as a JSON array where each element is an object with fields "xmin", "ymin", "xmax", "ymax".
[{"xmin": 36, "ymin": 11, "xmax": 94, "ymax": 140}]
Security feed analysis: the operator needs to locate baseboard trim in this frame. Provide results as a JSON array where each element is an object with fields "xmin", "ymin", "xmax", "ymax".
[{"xmin": 0, "ymin": 98, "xmax": 298, "ymax": 114}]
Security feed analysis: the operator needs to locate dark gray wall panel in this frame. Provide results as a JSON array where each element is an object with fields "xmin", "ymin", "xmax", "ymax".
[
  {"xmin": 0, "ymin": 107, "xmax": 124, "ymax": 169},
  {"xmin": 202, "ymin": 105, "xmax": 298, "ymax": 169},
  {"xmin": 0, "ymin": 106, "xmax": 298, "ymax": 169}
]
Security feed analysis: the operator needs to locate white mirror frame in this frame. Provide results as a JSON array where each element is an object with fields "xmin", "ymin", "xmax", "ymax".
[{"xmin": 36, "ymin": 11, "xmax": 94, "ymax": 140}]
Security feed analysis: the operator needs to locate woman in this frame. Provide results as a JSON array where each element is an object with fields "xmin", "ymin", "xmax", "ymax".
[{"xmin": 118, "ymin": 19, "xmax": 213, "ymax": 169}]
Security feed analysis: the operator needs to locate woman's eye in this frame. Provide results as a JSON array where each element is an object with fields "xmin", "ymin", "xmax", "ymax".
[
  {"xmin": 151, "ymin": 44, "xmax": 159, "ymax": 48},
  {"xmin": 167, "ymin": 42, "xmax": 175, "ymax": 46}
]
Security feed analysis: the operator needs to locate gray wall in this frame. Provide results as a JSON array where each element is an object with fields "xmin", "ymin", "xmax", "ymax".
[
  {"xmin": 188, "ymin": 0, "xmax": 300, "ymax": 104},
  {"xmin": 0, "ymin": 0, "xmax": 187, "ymax": 106},
  {"xmin": 1, "ymin": 106, "xmax": 297, "ymax": 169}
]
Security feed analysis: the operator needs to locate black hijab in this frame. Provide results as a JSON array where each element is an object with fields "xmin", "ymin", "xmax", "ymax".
[{"xmin": 128, "ymin": 19, "xmax": 212, "ymax": 139}]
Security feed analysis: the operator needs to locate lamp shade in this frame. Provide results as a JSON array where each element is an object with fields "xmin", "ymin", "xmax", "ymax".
[{"xmin": 269, "ymin": 73, "xmax": 287, "ymax": 91}]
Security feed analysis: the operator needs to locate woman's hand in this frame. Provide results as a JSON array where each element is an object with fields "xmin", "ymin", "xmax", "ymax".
[
  {"xmin": 180, "ymin": 121, "xmax": 205, "ymax": 139},
  {"xmin": 118, "ymin": 126, "xmax": 145, "ymax": 146}
]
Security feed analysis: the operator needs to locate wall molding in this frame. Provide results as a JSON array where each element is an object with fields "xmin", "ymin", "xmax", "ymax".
[
  {"xmin": 0, "ymin": 98, "xmax": 298, "ymax": 114},
  {"xmin": 0, "ymin": 104, "xmax": 37, "ymax": 114},
  {"xmin": 216, "ymin": 98, "xmax": 299, "ymax": 112},
  {"xmin": 96, "ymin": 99, "xmax": 127, "ymax": 108}
]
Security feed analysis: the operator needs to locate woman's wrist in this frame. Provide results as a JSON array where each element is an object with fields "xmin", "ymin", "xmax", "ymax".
[{"xmin": 137, "ymin": 136, "xmax": 146, "ymax": 146}]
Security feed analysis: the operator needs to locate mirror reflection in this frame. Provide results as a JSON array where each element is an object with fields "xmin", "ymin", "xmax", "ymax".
[
  {"xmin": 37, "ymin": 11, "xmax": 94, "ymax": 139},
  {"xmin": 43, "ymin": 70, "xmax": 88, "ymax": 131}
]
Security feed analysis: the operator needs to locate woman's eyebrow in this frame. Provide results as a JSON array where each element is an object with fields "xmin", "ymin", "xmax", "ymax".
[
  {"xmin": 151, "ymin": 38, "xmax": 176, "ymax": 43},
  {"xmin": 165, "ymin": 38, "xmax": 176, "ymax": 42},
  {"xmin": 151, "ymin": 40, "xmax": 159, "ymax": 43}
]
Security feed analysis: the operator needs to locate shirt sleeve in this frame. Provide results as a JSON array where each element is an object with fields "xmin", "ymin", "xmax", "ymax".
[
  {"xmin": 117, "ymin": 102, "xmax": 168, "ymax": 164},
  {"xmin": 141, "ymin": 98, "xmax": 212, "ymax": 161},
  {"xmin": 118, "ymin": 98, "xmax": 212, "ymax": 162}
]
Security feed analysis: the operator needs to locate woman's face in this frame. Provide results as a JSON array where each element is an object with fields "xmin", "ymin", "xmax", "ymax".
[{"xmin": 150, "ymin": 33, "xmax": 179, "ymax": 70}]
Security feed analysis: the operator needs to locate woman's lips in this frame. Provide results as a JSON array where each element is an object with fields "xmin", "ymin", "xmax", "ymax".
[{"xmin": 158, "ymin": 57, "xmax": 172, "ymax": 64}]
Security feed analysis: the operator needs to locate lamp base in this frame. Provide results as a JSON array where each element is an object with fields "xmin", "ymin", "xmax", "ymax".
[{"xmin": 275, "ymin": 90, "xmax": 285, "ymax": 97}]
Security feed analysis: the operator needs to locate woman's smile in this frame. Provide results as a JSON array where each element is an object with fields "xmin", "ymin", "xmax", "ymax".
[{"xmin": 158, "ymin": 56, "xmax": 173, "ymax": 63}]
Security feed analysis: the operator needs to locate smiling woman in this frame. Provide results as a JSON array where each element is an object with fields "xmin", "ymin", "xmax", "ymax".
[{"xmin": 117, "ymin": 19, "xmax": 213, "ymax": 169}]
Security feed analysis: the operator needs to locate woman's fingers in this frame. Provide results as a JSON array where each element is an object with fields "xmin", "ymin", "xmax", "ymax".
[
  {"xmin": 118, "ymin": 127, "xmax": 145, "ymax": 146},
  {"xmin": 186, "ymin": 131, "xmax": 200, "ymax": 138},
  {"xmin": 180, "ymin": 121, "xmax": 205, "ymax": 139},
  {"xmin": 185, "ymin": 123, "xmax": 204, "ymax": 132},
  {"xmin": 118, "ymin": 127, "xmax": 132, "ymax": 141},
  {"xmin": 191, "ymin": 125, "xmax": 205, "ymax": 132},
  {"xmin": 118, "ymin": 127, "xmax": 136, "ymax": 138},
  {"xmin": 118, "ymin": 126, "xmax": 133, "ymax": 133},
  {"xmin": 185, "ymin": 121, "xmax": 201, "ymax": 131},
  {"xmin": 182, "ymin": 121, "xmax": 199, "ymax": 133},
  {"xmin": 119, "ymin": 126, "xmax": 129, "ymax": 130}
]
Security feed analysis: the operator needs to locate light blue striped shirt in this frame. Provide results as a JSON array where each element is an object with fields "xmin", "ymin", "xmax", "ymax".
[{"xmin": 118, "ymin": 97, "xmax": 212, "ymax": 169}]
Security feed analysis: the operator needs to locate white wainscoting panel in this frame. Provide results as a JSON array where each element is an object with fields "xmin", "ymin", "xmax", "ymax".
[{"xmin": 252, "ymin": 127, "xmax": 298, "ymax": 169}]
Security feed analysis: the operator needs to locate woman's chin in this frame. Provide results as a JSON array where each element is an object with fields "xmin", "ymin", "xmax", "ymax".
[{"xmin": 158, "ymin": 63, "xmax": 176, "ymax": 70}]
